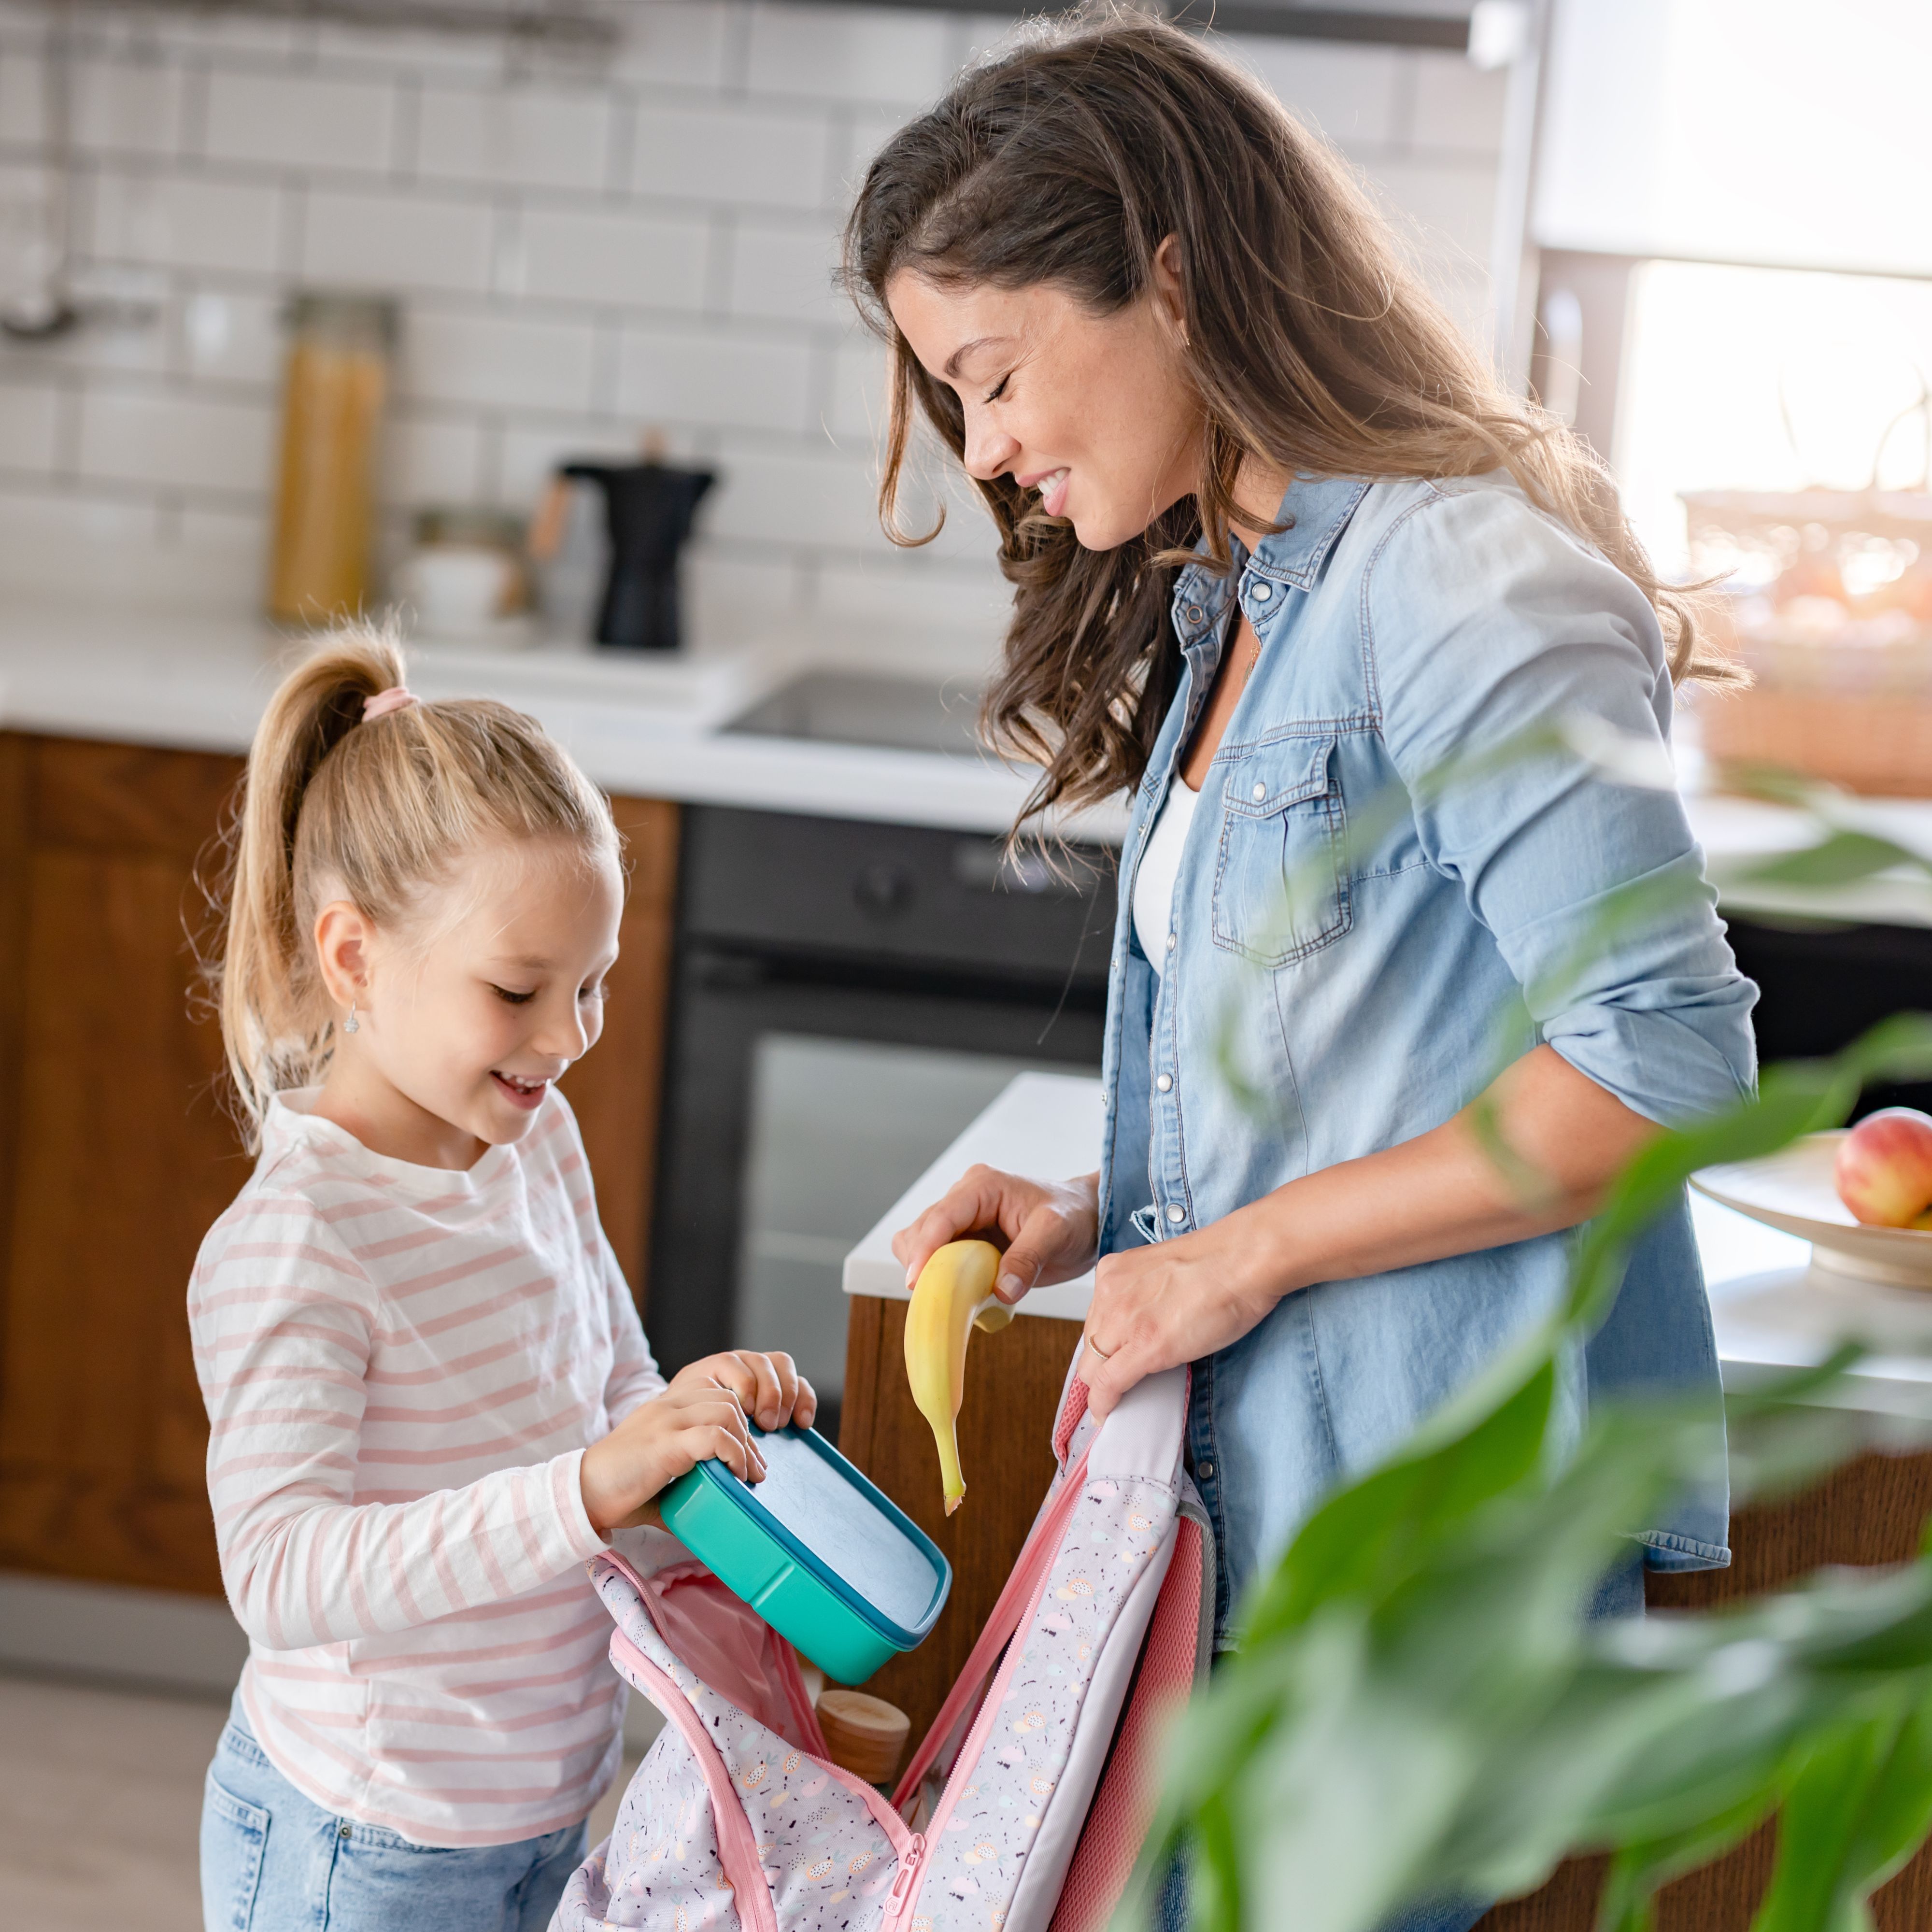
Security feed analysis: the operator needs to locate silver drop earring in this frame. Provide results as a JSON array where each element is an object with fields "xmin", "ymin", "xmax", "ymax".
[{"xmin": 343, "ymin": 1000, "xmax": 359, "ymax": 1035}]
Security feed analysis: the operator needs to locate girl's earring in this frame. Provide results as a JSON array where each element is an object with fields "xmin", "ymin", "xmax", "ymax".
[{"xmin": 343, "ymin": 1000, "xmax": 359, "ymax": 1036}]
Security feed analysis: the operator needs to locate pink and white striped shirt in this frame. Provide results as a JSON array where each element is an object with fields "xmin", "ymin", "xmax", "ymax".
[{"xmin": 188, "ymin": 1085, "xmax": 665, "ymax": 1847}]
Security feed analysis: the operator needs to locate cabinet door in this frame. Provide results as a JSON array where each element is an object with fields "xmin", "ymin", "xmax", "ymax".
[
  {"xmin": 558, "ymin": 796, "xmax": 678, "ymax": 1307},
  {"xmin": 840, "ymin": 1294, "xmax": 1085, "ymax": 1744},
  {"xmin": 0, "ymin": 739, "xmax": 678, "ymax": 1597},
  {"xmin": 0, "ymin": 735, "xmax": 246, "ymax": 1595}
]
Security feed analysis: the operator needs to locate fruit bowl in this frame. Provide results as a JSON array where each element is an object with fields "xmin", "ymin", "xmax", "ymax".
[{"xmin": 1692, "ymin": 1132, "xmax": 1932, "ymax": 1288}]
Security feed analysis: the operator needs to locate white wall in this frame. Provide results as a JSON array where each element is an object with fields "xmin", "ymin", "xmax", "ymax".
[{"xmin": 0, "ymin": 0, "xmax": 1508, "ymax": 657}]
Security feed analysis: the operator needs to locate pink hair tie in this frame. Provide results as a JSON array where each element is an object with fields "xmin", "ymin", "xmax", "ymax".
[{"xmin": 362, "ymin": 686, "xmax": 417, "ymax": 722}]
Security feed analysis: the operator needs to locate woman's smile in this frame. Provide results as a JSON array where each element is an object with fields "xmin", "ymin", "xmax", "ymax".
[{"xmin": 1018, "ymin": 466, "xmax": 1072, "ymax": 517}]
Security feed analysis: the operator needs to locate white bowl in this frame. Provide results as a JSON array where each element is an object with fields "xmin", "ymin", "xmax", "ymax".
[{"xmin": 1692, "ymin": 1131, "xmax": 1932, "ymax": 1289}]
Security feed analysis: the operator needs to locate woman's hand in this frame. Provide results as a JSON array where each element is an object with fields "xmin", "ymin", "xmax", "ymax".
[
  {"xmin": 1076, "ymin": 1045, "xmax": 1662, "ymax": 1420},
  {"xmin": 578, "ymin": 1351, "xmax": 815, "ymax": 1532},
  {"xmin": 1079, "ymin": 1210, "xmax": 1285, "ymax": 1420},
  {"xmin": 893, "ymin": 1165, "xmax": 1101, "ymax": 1305}
]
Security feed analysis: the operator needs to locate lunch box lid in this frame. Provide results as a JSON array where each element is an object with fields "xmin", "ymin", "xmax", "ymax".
[{"xmin": 666, "ymin": 1425, "xmax": 951, "ymax": 1648}]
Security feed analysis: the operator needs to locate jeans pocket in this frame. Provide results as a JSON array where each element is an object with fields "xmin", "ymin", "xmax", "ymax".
[{"xmin": 200, "ymin": 1769, "xmax": 270, "ymax": 1932}]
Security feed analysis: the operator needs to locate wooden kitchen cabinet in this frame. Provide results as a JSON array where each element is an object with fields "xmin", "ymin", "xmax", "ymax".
[
  {"xmin": 839, "ymin": 1293, "xmax": 1088, "ymax": 1744},
  {"xmin": 0, "ymin": 731, "xmax": 676, "ymax": 1599}
]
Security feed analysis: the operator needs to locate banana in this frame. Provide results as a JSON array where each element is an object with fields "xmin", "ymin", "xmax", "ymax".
[{"xmin": 903, "ymin": 1239, "xmax": 1015, "ymax": 1515}]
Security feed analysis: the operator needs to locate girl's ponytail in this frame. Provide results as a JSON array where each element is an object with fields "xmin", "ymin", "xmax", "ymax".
[
  {"xmin": 213, "ymin": 623, "xmax": 616, "ymax": 1147},
  {"xmin": 221, "ymin": 632, "xmax": 405, "ymax": 1138}
]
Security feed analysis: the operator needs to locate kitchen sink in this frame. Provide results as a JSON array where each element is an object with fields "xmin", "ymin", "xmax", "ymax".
[{"xmin": 722, "ymin": 669, "xmax": 987, "ymax": 758}]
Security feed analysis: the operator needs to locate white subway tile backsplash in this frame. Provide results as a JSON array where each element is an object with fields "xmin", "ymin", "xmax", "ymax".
[
  {"xmin": 814, "ymin": 551, "xmax": 1007, "ymax": 651},
  {"xmin": 402, "ymin": 308, "xmax": 597, "ymax": 414},
  {"xmin": 313, "ymin": 21, "xmax": 506, "ymax": 78},
  {"xmin": 683, "ymin": 543, "xmax": 812, "ymax": 648},
  {"xmin": 0, "ymin": 486, "xmax": 166, "ymax": 600},
  {"xmin": 12, "ymin": 0, "xmax": 1514, "ymax": 641},
  {"xmin": 1228, "ymin": 36, "xmax": 1403, "ymax": 153},
  {"xmin": 71, "ymin": 54, "xmax": 184, "ymax": 156},
  {"xmin": 704, "ymin": 440, "xmax": 880, "ymax": 551},
  {"xmin": 387, "ymin": 411, "xmax": 484, "ymax": 505},
  {"xmin": 89, "ymin": 170, "xmax": 281, "ymax": 277},
  {"xmin": 304, "ymin": 186, "xmax": 493, "ymax": 294},
  {"xmin": 179, "ymin": 286, "xmax": 285, "ymax": 384},
  {"xmin": 0, "ymin": 488, "xmax": 269, "ymax": 615},
  {"xmin": 1410, "ymin": 52, "xmax": 1509, "ymax": 155},
  {"xmin": 726, "ymin": 216, "xmax": 844, "ymax": 327},
  {"xmin": 611, "ymin": 0, "xmax": 734, "ymax": 91},
  {"xmin": 633, "ymin": 99, "xmax": 833, "ymax": 213},
  {"xmin": 77, "ymin": 384, "xmax": 276, "ymax": 494},
  {"xmin": 745, "ymin": 2, "xmax": 952, "ymax": 108},
  {"xmin": 839, "ymin": 104, "xmax": 916, "ymax": 197},
  {"xmin": 512, "ymin": 202, "xmax": 708, "ymax": 311},
  {"xmin": 497, "ymin": 419, "xmax": 641, "ymax": 508},
  {"xmin": 616, "ymin": 325, "xmax": 810, "ymax": 433},
  {"xmin": 823, "ymin": 330, "xmax": 887, "ymax": 447},
  {"xmin": 0, "ymin": 381, "xmax": 59, "ymax": 474},
  {"xmin": 203, "ymin": 68, "xmax": 396, "ymax": 173},
  {"xmin": 418, "ymin": 84, "xmax": 613, "ymax": 192},
  {"xmin": 0, "ymin": 44, "xmax": 47, "ymax": 147}
]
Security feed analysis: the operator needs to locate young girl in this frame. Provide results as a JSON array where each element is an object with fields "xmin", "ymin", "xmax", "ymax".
[{"xmin": 192, "ymin": 631, "xmax": 811, "ymax": 1931}]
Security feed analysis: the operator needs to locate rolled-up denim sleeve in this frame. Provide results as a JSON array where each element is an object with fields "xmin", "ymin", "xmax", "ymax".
[{"xmin": 1364, "ymin": 481, "xmax": 1758, "ymax": 1127}]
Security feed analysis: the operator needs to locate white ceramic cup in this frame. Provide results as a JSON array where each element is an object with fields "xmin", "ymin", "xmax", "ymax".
[{"xmin": 398, "ymin": 545, "xmax": 518, "ymax": 635}]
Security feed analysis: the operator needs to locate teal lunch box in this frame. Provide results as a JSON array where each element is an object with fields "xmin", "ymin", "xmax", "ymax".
[{"xmin": 657, "ymin": 1424, "xmax": 952, "ymax": 1685}]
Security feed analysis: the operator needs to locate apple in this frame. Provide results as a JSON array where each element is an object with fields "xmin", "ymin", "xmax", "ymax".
[{"xmin": 1835, "ymin": 1109, "xmax": 1932, "ymax": 1227}]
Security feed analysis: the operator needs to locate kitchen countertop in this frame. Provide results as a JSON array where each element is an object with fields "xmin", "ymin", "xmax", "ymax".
[
  {"xmin": 844, "ymin": 1071, "xmax": 1932, "ymax": 1420},
  {"xmin": 6, "ymin": 597, "xmax": 1932, "ymax": 918},
  {"xmin": 0, "ymin": 598, "xmax": 1116, "ymax": 840}
]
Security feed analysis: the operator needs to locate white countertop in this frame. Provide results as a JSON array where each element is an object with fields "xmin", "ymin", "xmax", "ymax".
[
  {"xmin": 0, "ymin": 598, "xmax": 1126, "ymax": 841},
  {"xmin": 844, "ymin": 1072, "xmax": 1932, "ymax": 1420},
  {"xmin": 5, "ymin": 597, "xmax": 1932, "ymax": 914}
]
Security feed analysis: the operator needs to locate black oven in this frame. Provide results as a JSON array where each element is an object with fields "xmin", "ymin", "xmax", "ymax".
[{"xmin": 646, "ymin": 805, "xmax": 1115, "ymax": 1442}]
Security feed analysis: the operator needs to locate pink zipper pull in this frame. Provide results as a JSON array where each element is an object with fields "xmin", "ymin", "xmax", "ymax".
[{"xmin": 886, "ymin": 1834, "xmax": 926, "ymax": 1915}]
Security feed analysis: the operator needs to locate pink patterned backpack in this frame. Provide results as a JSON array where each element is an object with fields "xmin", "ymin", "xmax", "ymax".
[{"xmin": 553, "ymin": 1362, "xmax": 1212, "ymax": 1932}]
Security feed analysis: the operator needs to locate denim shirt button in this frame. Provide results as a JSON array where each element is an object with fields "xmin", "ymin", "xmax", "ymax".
[
  {"xmin": 1166, "ymin": 1204, "xmax": 1185, "ymax": 1224},
  {"xmin": 1251, "ymin": 781, "xmax": 1266, "ymax": 801},
  {"xmin": 1165, "ymin": 931, "xmax": 1177, "ymax": 952},
  {"xmin": 1156, "ymin": 1073, "xmax": 1172, "ymax": 1093},
  {"xmin": 1185, "ymin": 604, "xmax": 1205, "ymax": 625},
  {"xmin": 1197, "ymin": 1460, "xmax": 1215, "ymax": 1480},
  {"xmin": 1251, "ymin": 582, "xmax": 1272, "ymax": 602}
]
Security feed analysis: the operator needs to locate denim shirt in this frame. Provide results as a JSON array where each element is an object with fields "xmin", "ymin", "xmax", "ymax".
[{"xmin": 1094, "ymin": 471, "xmax": 1757, "ymax": 1639}]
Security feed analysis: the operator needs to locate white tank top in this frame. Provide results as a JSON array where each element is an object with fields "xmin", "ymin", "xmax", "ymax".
[{"xmin": 1131, "ymin": 775, "xmax": 1199, "ymax": 976}]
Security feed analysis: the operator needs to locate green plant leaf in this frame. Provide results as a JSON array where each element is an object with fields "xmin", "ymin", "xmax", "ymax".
[{"xmin": 1733, "ymin": 832, "xmax": 1927, "ymax": 891}]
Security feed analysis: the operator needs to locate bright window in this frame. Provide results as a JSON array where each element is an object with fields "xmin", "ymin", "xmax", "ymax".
[{"xmin": 1615, "ymin": 261, "xmax": 1932, "ymax": 582}]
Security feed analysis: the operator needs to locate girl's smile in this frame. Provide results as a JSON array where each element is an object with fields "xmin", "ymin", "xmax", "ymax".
[{"xmin": 312, "ymin": 834, "xmax": 623, "ymax": 1170}]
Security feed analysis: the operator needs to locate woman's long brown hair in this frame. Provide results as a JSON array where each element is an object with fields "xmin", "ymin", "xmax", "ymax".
[{"xmin": 842, "ymin": 8, "xmax": 1731, "ymax": 823}]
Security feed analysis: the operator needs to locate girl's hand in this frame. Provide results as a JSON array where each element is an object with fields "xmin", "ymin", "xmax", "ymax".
[
  {"xmin": 892, "ymin": 1165, "xmax": 1101, "ymax": 1306},
  {"xmin": 1079, "ymin": 1211, "xmax": 1285, "ymax": 1421},
  {"xmin": 670, "ymin": 1350, "xmax": 816, "ymax": 1435},
  {"xmin": 580, "ymin": 1380, "xmax": 767, "ymax": 1534}
]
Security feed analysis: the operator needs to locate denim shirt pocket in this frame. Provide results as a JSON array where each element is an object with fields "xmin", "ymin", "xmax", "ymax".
[{"xmin": 1210, "ymin": 735, "xmax": 1351, "ymax": 967}]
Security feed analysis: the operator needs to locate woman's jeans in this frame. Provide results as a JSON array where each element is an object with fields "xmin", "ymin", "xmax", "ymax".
[{"xmin": 200, "ymin": 1694, "xmax": 589, "ymax": 1932}]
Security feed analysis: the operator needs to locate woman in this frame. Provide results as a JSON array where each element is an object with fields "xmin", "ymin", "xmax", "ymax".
[{"xmin": 862, "ymin": 9, "xmax": 1750, "ymax": 1714}]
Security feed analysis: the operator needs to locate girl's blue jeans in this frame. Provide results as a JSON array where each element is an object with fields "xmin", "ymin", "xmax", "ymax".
[{"xmin": 200, "ymin": 1693, "xmax": 589, "ymax": 1932}]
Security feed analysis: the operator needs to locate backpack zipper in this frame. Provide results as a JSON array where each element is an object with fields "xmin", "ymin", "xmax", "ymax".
[{"xmin": 883, "ymin": 1832, "xmax": 926, "ymax": 1929}]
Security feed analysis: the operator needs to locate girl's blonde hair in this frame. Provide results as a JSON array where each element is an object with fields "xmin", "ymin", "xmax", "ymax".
[{"xmin": 213, "ymin": 625, "xmax": 619, "ymax": 1145}]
